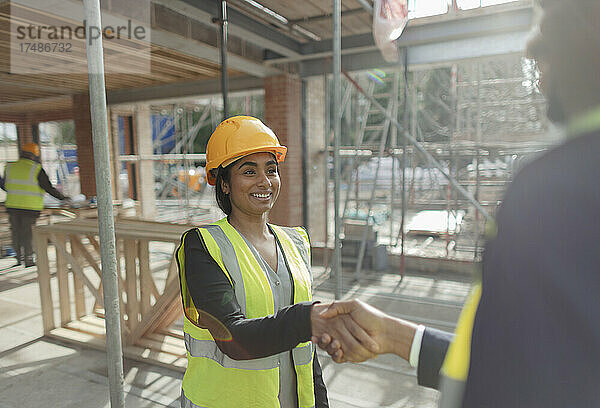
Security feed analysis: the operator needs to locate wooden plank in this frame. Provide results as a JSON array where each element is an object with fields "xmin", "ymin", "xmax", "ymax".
[
  {"xmin": 124, "ymin": 239, "xmax": 139, "ymax": 333},
  {"xmin": 70, "ymin": 236, "xmax": 104, "ymax": 311},
  {"xmin": 146, "ymin": 332, "xmax": 185, "ymax": 349},
  {"xmin": 138, "ymin": 240, "xmax": 152, "ymax": 316},
  {"xmin": 165, "ymin": 249, "xmax": 179, "ymax": 285},
  {"xmin": 70, "ymin": 236, "xmax": 102, "ymax": 277},
  {"xmin": 127, "ymin": 278, "xmax": 180, "ymax": 345},
  {"xmin": 71, "ymin": 242, "xmax": 86, "ymax": 319},
  {"xmin": 55, "ymin": 234, "xmax": 72, "ymax": 326},
  {"xmin": 114, "ymin": 239, "xmax": 128, "ymax": 335},
  {"xmin": 123, "ymin": 343, "xmax": 187, "ymax": 372},
  {"xmin": 48, "ymin": 325, "xmax": 187, "ymax": 372},
  {"xmin": 73, "ymin": 236, "xmax": 126, "ymax": 288},
  {"xmin": 157, "ymin": 327, "xmax": 185, "ymax": 340},
  {"xmin": 35, "ymin": 218, "xmax": 191, "ymax": 242},
  {"xmin": 48, "ymin": 327, "xmax": 107, "ymax": 350},
  {"xmin": 51, "ymin": 235, "xmax": 103, "ymax": 307},
  {"xmin": 33, "ymin": 232, "xmax": 55, "ymax": 334},
  {"xmin": 85, "ymin": 234, "xmax": 101, "ymax": 257},
  {"xmin": 134, "ymin": 336, "xmax": 186, "ymax": 357},
  {"xmin": 153, "ymin": 299, "xmax": 183, "ymax": 333},
  {"xmin": 65, "ymin": 319, "xmax": 106, "ymax": 338}
]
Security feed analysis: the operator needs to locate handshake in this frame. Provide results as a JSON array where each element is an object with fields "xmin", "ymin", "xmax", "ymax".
[{"xmin": 310, "ymin": 299, "xmax": 418, "ymax": 363}]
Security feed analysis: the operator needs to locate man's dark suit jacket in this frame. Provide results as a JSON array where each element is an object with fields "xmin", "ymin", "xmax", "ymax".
[{"xmin": 415, "ymin": 131, "xmax": 600, "ymax": 406}]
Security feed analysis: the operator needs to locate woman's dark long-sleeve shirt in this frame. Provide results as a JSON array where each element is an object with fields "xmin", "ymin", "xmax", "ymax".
[{"xmin": 181, "ymin": 228, "xmax": 329, "ymax": 406}]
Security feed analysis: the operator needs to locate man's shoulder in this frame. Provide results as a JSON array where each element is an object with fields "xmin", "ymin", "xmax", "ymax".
[
  {"xmin": 512, "ymin": 131, "xmax": 600, "ymax": 189},
  {"xmin": 500, "ymin": 131, "xmax": 600, "ymax": 220}
]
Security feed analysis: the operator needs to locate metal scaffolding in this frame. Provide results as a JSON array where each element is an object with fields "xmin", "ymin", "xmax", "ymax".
[{"xmin": 324, "ymin": 53, "xmax": 552, "ymax": 286}]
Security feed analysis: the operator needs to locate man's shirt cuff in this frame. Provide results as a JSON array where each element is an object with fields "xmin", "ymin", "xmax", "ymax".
[{"xmin": 409, "ymin": 325, "xmax": 426, "ymax": 367}]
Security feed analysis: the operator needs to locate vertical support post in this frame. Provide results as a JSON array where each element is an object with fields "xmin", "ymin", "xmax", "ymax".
[
  {"xmin": 124, "ymin": 239, "xmax": 139, "ymax": 334},
  {"xmin": 70, "ymin": 234, "xmax": 86, "ymax": 318},
  {"xmin": 109, "ymin": 109, "xmax": 123, "ymax": 202},
  {"xmin": 55, "ymin": 234, "xmax": 72, "ymax": 326},
  {"xmin": 390, "ymin": 81, "xmax": 397, "ymax": 245},
  {"xmin": 82, "ymin": 1, "xmax": 124, "ymax": 406},
  {"xmin": 400, "ymin": 49, "xmax": 409, "ymax": 277},
  {"xmin": 410, "ymin": 81, "xmax": 418, "ymax": 205},
  {"xmin": 135, "ymin": 105, "xmax": 156, "ymax": 220},
  {"xmin": 474, "ymin": 62, "xmax": 482, "ymax": 260},
  {"xmin": 184, "ymin": 111, "xmax": 191, "ymax": 223},
  {"xmin": 220, "ymin": 0, "xmax": 229, "ymax": 120},
  {"xmin": 138, "ymin": 240, "xmax": 152, "ymax": 316},
  {"xmin": 447, "ymin": 64, "xmax": 458, "ymax": 258},
  {"xmin": 301, "ymin": 80, "xmax": 309, "ymax": 228},
  {"xmin": 333, "ymin": 0, "xmax": 342, "ymax": 299},
  {"xmin": 33, "ymin": 232, "xmax": 54, "ymax": 334},
  {"xmin": 323, "ymin": 74, "xmax": 330, "ymax": 253}
]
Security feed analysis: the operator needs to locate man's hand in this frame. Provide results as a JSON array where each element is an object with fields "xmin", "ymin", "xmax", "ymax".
[
  {"xmin": 310, "ymin": 302, "xmax": 379, "ymax": 363},
  {"xmin": 313, "ymin": 299, "xmax": 418, "ymax": 363}
]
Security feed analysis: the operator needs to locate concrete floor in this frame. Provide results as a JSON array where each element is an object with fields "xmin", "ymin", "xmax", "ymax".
[{"xmin": 0, "ymin": 253, "xmax": 471, "ymax": 407}]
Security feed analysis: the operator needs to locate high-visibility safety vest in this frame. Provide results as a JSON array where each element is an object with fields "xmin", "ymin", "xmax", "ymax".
[
  {"xmin": 177, "ymin": 217, "xmax": 316, "ymax": 408},
  {"xmin": 5, "ymin": 158, "xmax": 44, "ymax": 211},
  {"xmin": 437, "ymin": 283, "xmax": 482, "ymax": 408}
]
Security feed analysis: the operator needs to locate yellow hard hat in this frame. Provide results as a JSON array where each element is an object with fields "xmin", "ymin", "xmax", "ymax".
[
  {"xmin": 205, "ymin": 116, "xmax": 287, "ymax": 186},
  {"xmin": 22, "ymin": 142, "xmax": 40, "ymax": 157}
]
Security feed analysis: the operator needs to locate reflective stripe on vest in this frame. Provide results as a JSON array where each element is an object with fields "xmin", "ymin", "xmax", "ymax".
[
  {"xmin": 181, "ymin": 390, "xmax": 316, "ymax": 408},
  {"xmin": 178, "ymin": 217, "xmax": 315, "ymax": 408},
  {"xmin": 438, "ymin": 283, "xmax": 482, "ymax": 408},
  {"xmin": 184, "ymin": 332, "xmax": 280, "ymax": 369},
  {"xmin": 5, "ymin": 159, "xmax": 44, "ymax": 211}
]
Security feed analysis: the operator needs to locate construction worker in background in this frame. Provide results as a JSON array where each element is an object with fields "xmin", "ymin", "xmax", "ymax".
[
  {"xmin": 176, "ymin": 116, "xmax": 377, "ymax": 408},
  {"xmin": 2, "ymin": 142, "xmax": 70, "ymax": 267},
  {"xmin": 313, "ymin": 0, "xmax": 600, "ymax": 406}
]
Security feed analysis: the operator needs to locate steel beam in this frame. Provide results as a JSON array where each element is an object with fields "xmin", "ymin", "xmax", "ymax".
[
  {"xmin": 157, "ymin": 0, "xmax": 302, "ymax": 57},
  {"xmin": 288, "ymin": 8, "xmax": 367, "ymax": 25},
  {"xmin": 355, "ymin": 0, "xmax": 373, "ymax": 14},
  {"xmin": 333, "ymin": 0, "xmax": 342, "ymax": 299},
  {"xmin": 300, "ymin": 30, "xmax": 531, "ymax": 76},
  {"xmin": 299, "ymin": 6, "xmax": 532, "ymax": 57},
  {"xmin": 107, "ymin": 76, "xmax": 264, "ymax": 104}
]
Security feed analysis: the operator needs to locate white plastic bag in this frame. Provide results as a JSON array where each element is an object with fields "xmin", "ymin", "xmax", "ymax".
[{"xmin": 373, "ymin": 0, "xmax": 409, "ymax": 62}]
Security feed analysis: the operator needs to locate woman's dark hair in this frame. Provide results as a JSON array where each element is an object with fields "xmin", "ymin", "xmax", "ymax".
[{"xmin": 214, "ymin": 165, "xmax": 233, "ymax": 215}]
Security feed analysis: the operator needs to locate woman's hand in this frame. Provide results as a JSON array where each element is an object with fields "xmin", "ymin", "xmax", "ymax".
[
  {"xmin": 312, "ymin": 299, "xmax": 418, "ymax": 363},
  {"xmin": 310, "ymin": 302, "xmax": 379, "ymax": 363}
]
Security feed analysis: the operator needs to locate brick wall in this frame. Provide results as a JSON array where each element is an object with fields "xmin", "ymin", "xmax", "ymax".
[
  {"xmin": 306, "ymin": 78, "xmax": 327, "ymax": 244},
  {"xmin": 16, "ymin": 121, "xmax": 33, "ymax": 148},
  {"xmin": 3, "ymin": 109, "xmax": 72, "ymax": 152},
  {"xmin": 264, "ymin": 74, "xmax": 303, "ymax": 227},
  {"xmin": 73, "ymin": 93, "xmax": 97, "ymax": 198}
]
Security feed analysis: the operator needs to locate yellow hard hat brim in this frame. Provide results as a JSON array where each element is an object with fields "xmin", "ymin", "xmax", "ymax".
[{"xmin": 205, "ymin": 145, "xmax": 287, "ymax": 186}]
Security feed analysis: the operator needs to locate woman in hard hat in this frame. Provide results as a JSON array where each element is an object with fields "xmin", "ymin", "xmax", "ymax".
[
  {"xmin": 177, "ymin": 116, "xmax": 336, "ymax": 408},
  {"xmin": 177, "ymin": 116, "xmax": 376, "ymax": 407}
]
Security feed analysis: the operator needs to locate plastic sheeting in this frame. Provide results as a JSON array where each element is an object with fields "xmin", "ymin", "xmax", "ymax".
[{"xmin": 373, "ymin": 0, "xmax": 409, "ymax": 62}]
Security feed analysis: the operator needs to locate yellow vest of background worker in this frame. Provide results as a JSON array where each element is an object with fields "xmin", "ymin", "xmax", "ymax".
[
  {"xmin": 178, "ymin": 217, "xmax": 316, "ymax": 408},
  {"xmin": 5, "ymin": 158, "xmax": 44, "ymax": 211}
]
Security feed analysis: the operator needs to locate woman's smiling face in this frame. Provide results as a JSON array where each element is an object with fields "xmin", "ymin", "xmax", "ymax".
[{"xmin": 222, "ymin": 152, "xmax": 281, "ymax": 217}]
